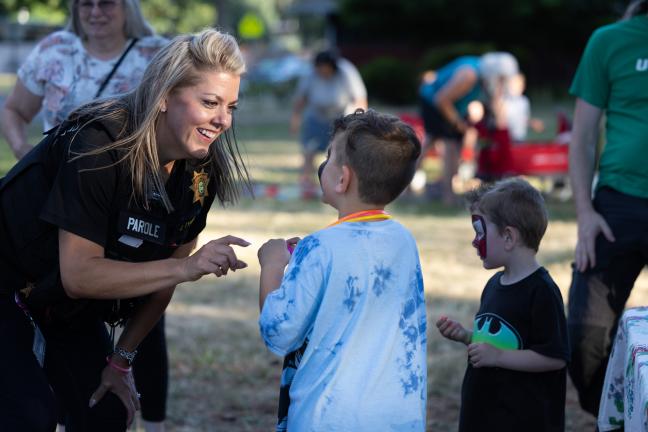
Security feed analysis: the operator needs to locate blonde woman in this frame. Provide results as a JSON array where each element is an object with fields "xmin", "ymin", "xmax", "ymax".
[
  {"xmin": 0, "ymin": 2, "xmax": 169, "ymax": 430},
  {"xmin": 0, "ymin": 29, "xmax": 250, "ymax": 431}
]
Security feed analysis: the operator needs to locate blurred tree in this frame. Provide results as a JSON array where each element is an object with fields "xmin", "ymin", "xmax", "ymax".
[
  {"xmin": 204, "ymin": 0, "xmax": 283, "ymax": 38},
  {"xmin": 1, "ymin": 0, "xmax": 64, "ymax": 15},
  {"xmin": 0, "ymin": 0, "xmax": 66, "ymax": 24},
  {"xmin": 140, "ymin": 0, "xmax": 216, "ymax": 35},
  {"xmin": 360, "ymin": 56, "xmax": 418, "ymax": 105},
  {"xmin": 0, "ymin": 0, "xmax": 285, "ymax": 39},
  {"xmin": 338, "ymin": 0, "xmax": 624, "ymax": 91}
]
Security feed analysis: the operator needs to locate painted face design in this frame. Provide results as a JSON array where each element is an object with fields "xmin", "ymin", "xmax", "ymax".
[{"xmin": 472, "ymin": 214, "xmax": 487, "ymax": 259}]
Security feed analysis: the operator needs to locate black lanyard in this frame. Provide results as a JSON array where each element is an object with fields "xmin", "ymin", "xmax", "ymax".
[{"xmin": 95, "ymin": 38, "xmax": 139, "ymax": 98}]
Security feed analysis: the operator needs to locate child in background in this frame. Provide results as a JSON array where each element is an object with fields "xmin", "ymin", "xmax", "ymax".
[
  {"xmin": 503, "ymin": 73, "xmax": 544, "ymax": 141},
  {"xmin": 436, "ymin": 178, "xmax": 569, "ymax": 432},
  {"xmin": 258, "ymin": 109, "xmax": 427, "ymax": 431}
]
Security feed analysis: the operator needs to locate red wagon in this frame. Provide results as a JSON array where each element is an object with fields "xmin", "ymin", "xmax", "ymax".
[
  {"xmin": 475, "ymin": 115, "xmax": 570, "ymax": 182},
  {"xmin": 399, "ymin": 112, "xmax": 571, "ymax": 184}
]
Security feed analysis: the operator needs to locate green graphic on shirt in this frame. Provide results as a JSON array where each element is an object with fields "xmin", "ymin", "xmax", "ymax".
[{"xmin": 471, "ymin": 313, "xmax": 521, "ymax": 350}]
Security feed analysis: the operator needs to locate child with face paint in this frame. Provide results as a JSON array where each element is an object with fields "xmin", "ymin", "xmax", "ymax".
[
  {"xmin": 436, "ymin": 177, "xmax": 570, "ymax": 432},
  {"xmin": 257, "ymin": 109, "xmax": 426, "ymax": 431}
]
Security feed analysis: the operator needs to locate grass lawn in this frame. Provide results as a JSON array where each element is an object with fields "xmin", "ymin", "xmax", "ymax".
[{"xmin": 2, "ymin": 88, "xmax": 647, "ymax": 431}]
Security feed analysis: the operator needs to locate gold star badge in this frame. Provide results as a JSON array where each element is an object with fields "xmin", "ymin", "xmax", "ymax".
[{"xmin": 190, "ymin": 169, "xmax": 209, "ymax": 206}]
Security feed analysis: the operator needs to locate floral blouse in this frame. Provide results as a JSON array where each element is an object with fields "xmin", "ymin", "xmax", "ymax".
[{"xmin": 18, "ymin": 30, "xmax": 168, "ymax": 131}]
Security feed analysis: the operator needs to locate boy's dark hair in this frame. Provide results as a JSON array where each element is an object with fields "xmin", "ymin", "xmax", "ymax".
[
  {"xmin": 465, "ymin": 177, "xmax": 548, "ymax": 251},
  {"xmin": 331, "ymin": 109, "xmax": 421, "ymax": 205},
  {"xmin": 314, "ymin": 50, "xmax": 339, "ymax": 72}
]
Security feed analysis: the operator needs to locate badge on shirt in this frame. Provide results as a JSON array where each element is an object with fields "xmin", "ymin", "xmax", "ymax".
[{"xmin": 190, "ymin": 169, "xmax": 209, "ymax": 206}]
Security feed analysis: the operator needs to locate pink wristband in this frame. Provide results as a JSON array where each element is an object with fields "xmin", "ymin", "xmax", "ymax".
[{"xmin": 106, "ymin": 356, "xmax": 132, "ymax": 374}]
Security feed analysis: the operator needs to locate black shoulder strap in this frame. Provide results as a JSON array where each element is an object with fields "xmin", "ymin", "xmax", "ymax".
[{"xmin": 94, "ymin": 38, "xmax": 139, "ymax": 98}]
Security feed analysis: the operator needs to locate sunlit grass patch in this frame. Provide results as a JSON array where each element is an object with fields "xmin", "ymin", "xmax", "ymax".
[{"xmin": 0, "ymin": 73, "xmax": 16, "ymax": 95}]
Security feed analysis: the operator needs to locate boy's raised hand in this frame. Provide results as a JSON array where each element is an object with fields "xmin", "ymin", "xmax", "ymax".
[
  {"xmin": 258, "ymin": 238, "xmax": 300, "ymax": 311},
  {"xmin": 286, "ymin": 236, "xmax": 301, "ymax": 255},
  {"xmin": 258, "ymin": 238, "xmax": 294, "ymax": 268},
  {"xmin": 436, "ymin": 315, "xmax": 471, "ymax": 345}
]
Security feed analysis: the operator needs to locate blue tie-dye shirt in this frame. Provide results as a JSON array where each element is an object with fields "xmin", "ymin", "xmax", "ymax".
[{"xmin": 259, "ymin": 219, "xmax": 427, "ymax": 431}]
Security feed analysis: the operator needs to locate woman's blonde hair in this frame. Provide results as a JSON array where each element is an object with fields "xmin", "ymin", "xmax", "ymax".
[
  {"xmin": 69, "ymin": 28, "xmax": 249, "ymax": 212},
  {"xmin": 66, "ymin": 0, "xmax": 154, "ymax": 39}
]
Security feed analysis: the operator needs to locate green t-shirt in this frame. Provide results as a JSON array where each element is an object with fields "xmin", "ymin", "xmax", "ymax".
[{"xmin": 570, "ymin": 16, "xmax": 648, "ymax": 198}]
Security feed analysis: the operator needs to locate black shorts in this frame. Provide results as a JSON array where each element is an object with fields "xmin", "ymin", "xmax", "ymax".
[{"xmin": 420, "ymin": 98, "xmax": 464, "ymax": 141}]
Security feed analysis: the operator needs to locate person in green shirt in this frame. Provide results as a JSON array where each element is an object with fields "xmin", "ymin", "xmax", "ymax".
[{"xmin": 567, "ymin": 0, "xmax": 648, "ymax": 416}]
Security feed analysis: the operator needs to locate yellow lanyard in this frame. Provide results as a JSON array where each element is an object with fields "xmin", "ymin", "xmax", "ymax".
[{"xmin": 327, "ymin": 209, "xmax": 392, "ymax": 227}]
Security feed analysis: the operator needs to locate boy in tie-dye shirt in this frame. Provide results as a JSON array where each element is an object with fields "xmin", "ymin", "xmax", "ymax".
[{"xmin": 258, "ymin": 109, "xmax": 427, "ymax": 431}]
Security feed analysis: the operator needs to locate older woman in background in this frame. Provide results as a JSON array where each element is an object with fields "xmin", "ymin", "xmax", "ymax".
[{"xmin": 0, "ymin": 0, "xmax": 167, "ymax": 158}]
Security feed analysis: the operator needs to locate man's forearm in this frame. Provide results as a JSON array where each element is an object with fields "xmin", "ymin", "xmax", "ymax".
[
  {"xmin": 569, "ymin": 99, "xmax": 603, "ymax": 215},
  {"xmin": 569, "ymin": 133, "xmax": 597, "ymax": 215}
]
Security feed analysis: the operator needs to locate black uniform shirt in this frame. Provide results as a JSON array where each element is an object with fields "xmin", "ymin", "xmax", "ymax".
[{"xmin": 0, "ymin": 116, "xmax": 216, "ymax": 319}]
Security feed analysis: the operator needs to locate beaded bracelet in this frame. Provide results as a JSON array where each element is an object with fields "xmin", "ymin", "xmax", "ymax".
[
  {"xmin": 113, "ymin": 347, "xmax": 138, "ymax": 365},
  {"xmin": 106, "ymin": 356, "xmax": 132, "ymax": 374}
]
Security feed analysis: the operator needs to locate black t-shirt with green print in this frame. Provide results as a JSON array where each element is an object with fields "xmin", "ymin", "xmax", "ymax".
[{"xmin": 459, "ymin": 267, "xmax": 570, "ymax": 432}]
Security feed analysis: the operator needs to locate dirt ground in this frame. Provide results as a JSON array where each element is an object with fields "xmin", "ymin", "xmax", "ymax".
[{"xmin": 142, "ymin": 202, "xmax": 642, "ymax": 432}]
